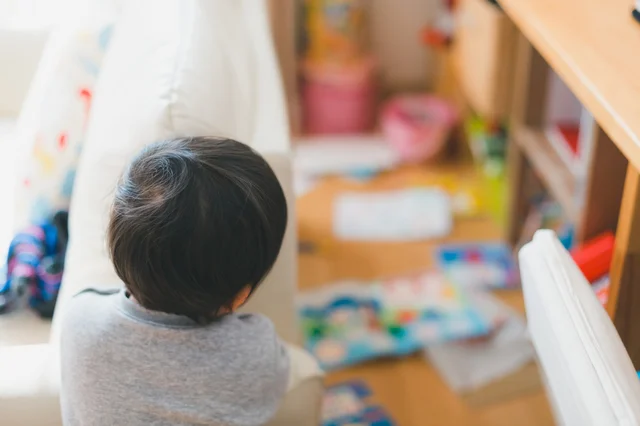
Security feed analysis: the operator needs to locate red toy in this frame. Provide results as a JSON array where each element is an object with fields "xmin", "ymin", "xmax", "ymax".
[{"xmin": 570, "ymin": 232, "xmax": 615, "ymax": 283}]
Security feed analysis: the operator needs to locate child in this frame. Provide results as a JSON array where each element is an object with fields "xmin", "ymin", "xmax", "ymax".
[{"xmin": 60, "ymin": 137, "xmax": 290, "ymax": 426}]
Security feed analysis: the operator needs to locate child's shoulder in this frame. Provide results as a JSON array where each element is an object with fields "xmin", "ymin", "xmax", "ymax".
[
  {"xmin": 214, "ymin": 313, "xmax": 283, "ymax": 355},
  {"xmin": 73, "ymin": 287, "xmax": 121, "ymax": 299},
  {"xmin": 222, "ymin": 312, "xmax": 277, "ymax": 337},
  {"xmin": 67, "ymin": 287, "xmax": 120, "ymax": 310},
  {"xmin": 62, "ymin": 288, "xmax": 120, "ymax": 327}
]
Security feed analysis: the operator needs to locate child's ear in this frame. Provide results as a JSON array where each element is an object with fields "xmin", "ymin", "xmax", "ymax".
[{"xmin": 231, "ymin": 285, "xmax": 252, "ymax": 311}]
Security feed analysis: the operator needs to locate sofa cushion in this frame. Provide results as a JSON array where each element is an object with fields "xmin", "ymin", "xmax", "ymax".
[
  {"xmin": 55, "ymin": 0, "xmax": 298, "ymax": 344},
  {"xmin": 11, "ymin": 13, "xmax": 116, "ymax": 232},
  {"xmin": 0, "ymin": 28, "xmax": 48, "ymax": 116}
]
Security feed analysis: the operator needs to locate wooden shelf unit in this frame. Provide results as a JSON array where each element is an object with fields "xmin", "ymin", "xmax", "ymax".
[
  {"xmin": 505, "ymin": 34, "xmax": 626, "ymax": 248},
  {"xmin": 500, "ymin": 0, "xmax": 640, "ymax": 173},
  {"xmin": 499, "ymin": 0, "xmax": 640, "ymax": 366}
]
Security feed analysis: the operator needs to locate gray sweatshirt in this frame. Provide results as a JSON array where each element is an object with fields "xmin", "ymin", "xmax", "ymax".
[{"xmin": 60, "ymin": 289, "xmax": 290, "ymax": 426}]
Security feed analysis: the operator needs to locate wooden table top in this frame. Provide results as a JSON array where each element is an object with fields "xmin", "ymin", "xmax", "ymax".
[{"xmin": 499, "ymin": 0, "xmax": 640, "ymax": 170}]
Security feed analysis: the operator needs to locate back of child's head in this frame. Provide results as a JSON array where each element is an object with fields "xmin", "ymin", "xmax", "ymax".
[{"xmin": 107, "ymin": 137, "xmax": 287, "ymax": 321}]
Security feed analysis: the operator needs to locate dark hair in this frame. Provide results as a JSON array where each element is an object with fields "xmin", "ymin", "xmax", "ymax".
[{"xmin": 107, "ymin": 137, "xmax": 288, "ymax": 321}]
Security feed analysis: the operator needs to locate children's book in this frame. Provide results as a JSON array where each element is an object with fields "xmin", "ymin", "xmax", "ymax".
[
  {"xmin": 298, "ymin": 272, "xmax": 491, "ymax": 370},
  {"xmin": 435, "ymin": 243, "xmax": 519, "ymax": 290}
]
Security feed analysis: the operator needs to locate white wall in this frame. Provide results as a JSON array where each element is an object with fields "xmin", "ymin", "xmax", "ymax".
[
  {"xmin": 368, "ymin": 0, "xmax": 438, "ymax": 92},
  {"xmin": 0, "ymin": 28, "xmax": 48, "ymax": 116}
]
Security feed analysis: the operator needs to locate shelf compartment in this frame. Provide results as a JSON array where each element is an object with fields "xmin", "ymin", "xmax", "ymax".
[{"xmin": 512, "ymin": 126, "xmax": 580, "ymax": 222}]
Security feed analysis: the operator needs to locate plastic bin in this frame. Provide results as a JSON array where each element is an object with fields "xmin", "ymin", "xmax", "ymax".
[
  {"xmin": 381, "ymin": 94, "xmax": 458, "ymax": 163},
  {"xmin": 301, "ymin": 58, "xmax": 375, "ymax": 134}
]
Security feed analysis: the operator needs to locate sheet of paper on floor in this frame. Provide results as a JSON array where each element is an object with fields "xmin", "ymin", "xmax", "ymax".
[
  {"xmin": 333, "ymin": 188, "xmax": 452, "ymax": 241},
  {"xmin": 294, "ymin": 134, "xmax": 400, "ymax": 177},
  {"xmin": 425, "ymin": 291, "xmax": 535, "ymax": 393}
]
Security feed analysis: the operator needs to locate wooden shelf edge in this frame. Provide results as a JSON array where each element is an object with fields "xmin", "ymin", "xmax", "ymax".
[
  {"xmin": 512, "ymin": 126, "xmax": 580, "ymax": 222},
  {"xmin": 499, "ymin": 0, "xmax": 640, "ymax": 173}
]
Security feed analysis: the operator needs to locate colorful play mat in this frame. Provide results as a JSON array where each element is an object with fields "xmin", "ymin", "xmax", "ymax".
[{"xmin": 298, "ymin": 272, "xmax": 491, "ymax": 370}]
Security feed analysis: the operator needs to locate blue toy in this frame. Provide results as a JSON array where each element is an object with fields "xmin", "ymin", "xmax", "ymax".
[{"xmin": 0, "ymin": 211, "xmax": 68, "ymax": 317}]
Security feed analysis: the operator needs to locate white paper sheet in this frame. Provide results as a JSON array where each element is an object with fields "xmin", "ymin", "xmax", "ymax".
[
  {"xmin": 333, "ymin": 188, "xmax": 452, "ymax": 241},
  {"xmin": 294, "ymin": 135, "xmax": 400, "ymax": 177},
  {"xmin": 425, "ymin": 292, "xmax": 535, "ymax": 392}
]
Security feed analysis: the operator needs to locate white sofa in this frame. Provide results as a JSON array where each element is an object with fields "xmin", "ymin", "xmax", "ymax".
[
  {"xmin": 519, "ymin": 230, "xmax": 640, "ymax": 425},
  {"xmin": 0, "ymin": 26, "xmax": 49, "ymax": 259},
  {"xmin": 0, "ymin": 1, "xmax": 323, "ymax": 425}
]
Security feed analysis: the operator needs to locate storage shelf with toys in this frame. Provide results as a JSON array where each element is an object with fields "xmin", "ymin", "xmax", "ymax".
[
  {"xmin": 506, "ymin": 51, "xmax": 628, "ymax": 250},
  {"xmin": 271, "ymin": 0, "xmax": 476, "ymax": 201},
  {"xmin": 498, "ymin": 0, "xmax": 640, "ymax": 367},
  {"xmin": 271, "ymin": 1, "xmax": 461, "ymax": 145}
]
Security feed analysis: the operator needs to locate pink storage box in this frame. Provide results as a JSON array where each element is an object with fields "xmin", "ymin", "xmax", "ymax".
[
  {"xmin": 381, "ymin": 95, "xmax": 459, "ymax": 163},
  {"xmin": 302, "ymin": 58, "xmax": 375, "ymax": 135}
]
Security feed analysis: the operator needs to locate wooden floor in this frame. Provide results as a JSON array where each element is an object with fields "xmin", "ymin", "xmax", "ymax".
[{"xmin": 297, "ymin": 163, "xmax": 555, "ymax": 426}]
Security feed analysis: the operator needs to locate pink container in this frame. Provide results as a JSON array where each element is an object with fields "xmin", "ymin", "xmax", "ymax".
[
  {"xmin": 381, "ymin": 95, "xmax": 459, "ymax": 163},
  {"xmin": 302, "ymin": 59, "xmax": 375, "ymax": 135}
]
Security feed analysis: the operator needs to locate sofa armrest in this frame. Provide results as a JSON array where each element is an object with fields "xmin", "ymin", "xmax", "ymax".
[{"xmin": 519, "ymin": 230, "xmax": 640, "ymax": 425}]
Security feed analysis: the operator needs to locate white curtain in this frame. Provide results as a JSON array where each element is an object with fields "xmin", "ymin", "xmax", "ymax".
[
  {"xmin": 1, "ymin": 0, "xmax": 65, "ymax": 28},
  {"xmin": 0, "ymin": 0, "xmax": 111, "ymax": 28}
]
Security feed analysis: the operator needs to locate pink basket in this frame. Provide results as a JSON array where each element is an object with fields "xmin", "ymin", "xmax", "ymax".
[
  {"xmin": 381, "ymin": 95, "xmax": 459, "ymax": 163},
  {"xmin": 302, "ymin": 59, "xmax": 375, "ymax": 135}
]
